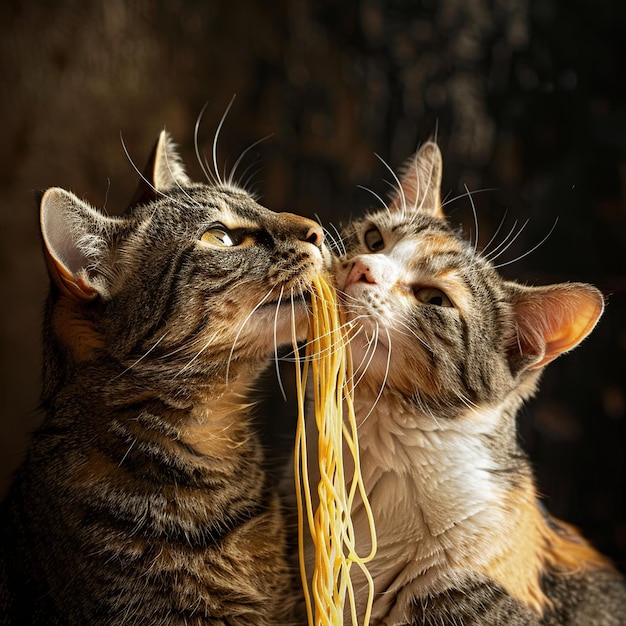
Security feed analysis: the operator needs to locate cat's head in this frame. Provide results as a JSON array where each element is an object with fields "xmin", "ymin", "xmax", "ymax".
[
  {"xmin": 40, "ymin": 131, "xmax": 328, "ymax": 392},
  {"xmin": 335, "ymin": 142, "xmax": 604, "ymax": 417}
]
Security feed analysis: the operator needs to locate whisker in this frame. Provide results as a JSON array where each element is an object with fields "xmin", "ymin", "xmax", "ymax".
[
  {"xmin": 393, "ymin": 319, "xmax": 435, "ymax": 354},
  {"xmin": 455, "ymin": 390, "xmax": 480, "ymax": 413},
  {"xmin": 441, "ymin": 187, "xmax": 498, "ymax": 210},
  {"xmin": 284, "ymin": 317, "xmax": 350, "ymax": 363},
  {"xmin": 357, "ymin": 184, "xmax": 391, "ymax": 214},
  {"xmin": 311, "ymin": 213, "xmax": 342, "ymax": 257},
  {"xmin": 319, "ymin": 225, "xmax": 343, "ymax": 256},
  {"xmin": 482, "ymin": 219, "xmax": 521, "ymax": 262},
  {"xmin": 464, "ymin": 184, "xmax": 480, "ymax": 255},
  {"xmin": 375, "ymin": 153, "xmax": 406, "ymax": 214},
  {"xmin": 480, "ymin": 209, "xmax": 509, "ymax": 257},
  {"xmin": 122, "ymin": 130, "xmax": 198, "ymax": 213},
  {"xmin": 486, "ymin": 219, "xmax": 529, "ymax": 264},
  {"xmin": 273, "ymin": 282, "xmax": 310, "ymax": 348},
  {"xmin": 118, "ymin": 438, "xmax": 137, "ymax": 468},
  {"xmin": 120, "ymin": 133, "xmax": 198, "ymax": 213},
  {"xmin": 213, "ymin": 95, "xmax": 237, "ymax": 187},
  {"xmin": 357, "ymin": 326, "xmax": 392, "ymax": 427},
  {"xmin": 157, "ymin": 333, "xmax": 208, "ymax": 361},
  {"xmin": 241, "ymin": 163, "xmax": 265, "ymax": 196},
  {"xmin": 351, "ymin": 323, "xmax": 380, "ymax": 390},
  {"xmin": 120, "ymin": 133, "xmax": 164, "ymax": 201},
  {"xmin": 227, "ymin": 135, "xmax": 273, "ymax": 188},
  {"xmin": 102, "ymin": 178, "xmax": 112, "ymax": 212},
  {"xmin": 225, "ymin": 287, "xmax": 274, "ymax": 383},
  {"xmin": 194, "ymin": 102, "xmax": 218, "ymax": 186},
  {"xmin": 420, "ymin": 393, "xmax": 442, "ymax": 428},
  {"xmin": 327, "ymin": 221, "xmax": 347, "ymax": 256},
  {"xmin": 273, "ymin": 285, "xmax": 288, "ymax": 402},
  {"xmin": 174, "ymin": 332, "xmax": 220, "ymax": 378},
  {"xmin": 161, "ymin": 140, "xmax": 203, "ymax": 208},
  {"xmin": 172, "ymin": 288, "xmax": 276, "ymax": 380},
  {"xmin": 494, "ymin": 218, "xmax": 558, "ymax": 269},
  {"xmin": 113, "ymin": 333, "xmax": 169, "ymax": 379}
]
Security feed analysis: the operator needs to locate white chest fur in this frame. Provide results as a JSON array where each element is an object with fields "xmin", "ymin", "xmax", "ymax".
[{"xmin": 342, "ymin": 395, "xmax": 514, "ymax": 624}]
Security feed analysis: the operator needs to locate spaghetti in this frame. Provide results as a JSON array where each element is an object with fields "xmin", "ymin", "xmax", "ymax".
[{"xmin": 293, "ymin": 274, "xmax": 377, "ymax": 626}]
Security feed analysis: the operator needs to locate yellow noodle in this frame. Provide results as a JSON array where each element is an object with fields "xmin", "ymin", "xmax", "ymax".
[{"xmin": 293, "ymin": 274, "xmax": 377, "ymax": 626}]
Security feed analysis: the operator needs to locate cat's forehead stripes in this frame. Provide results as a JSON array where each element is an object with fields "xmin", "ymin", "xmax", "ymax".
[
  {"xmin": 203, "ymin": 203, "xmax": 260, "ymax": 232},
  {"xmin": 165, "ymin": 188, "xmax": 262, "ymax": 231}
]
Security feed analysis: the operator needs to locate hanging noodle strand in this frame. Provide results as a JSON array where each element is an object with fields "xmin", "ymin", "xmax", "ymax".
[{"xmin": 293, "ymin": 274, "xmax": 377, "ymax": 626}]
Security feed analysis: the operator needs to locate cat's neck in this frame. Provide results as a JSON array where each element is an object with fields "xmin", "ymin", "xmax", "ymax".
[{"xmin": 46, "ymin": 357, "xmax": 265, "ymax": 469}]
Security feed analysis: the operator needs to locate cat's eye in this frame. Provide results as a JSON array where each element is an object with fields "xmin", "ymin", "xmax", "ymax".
[
  {"xmin": 364, "ymin": 227, "xmax": 385, "ymax": 252},
  {"xmin": 413, "ymin": 287, "xmax": 453, "ymax": 307},
  {"xmin": 200, "ymin": 226, "xmax": 244, "ymax": 248}
]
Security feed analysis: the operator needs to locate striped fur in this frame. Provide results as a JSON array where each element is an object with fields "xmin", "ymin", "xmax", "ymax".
[
  {"xmin": 323, "ymin": 142, "xmax": 626, "ymax": 625},
  {"xmin": 0, "ymin": 131, "xmax": 328, "ymax": 625}
]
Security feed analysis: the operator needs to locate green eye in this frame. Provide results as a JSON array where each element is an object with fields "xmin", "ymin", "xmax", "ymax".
[
  {"xmin": 414, "ymin": 287, "xmax": 453, "ymax": 307},
  {"xmin": 201, "ymin": 226, "xmax": 246, "ymax": 248},
  {"xmin": 364, "ymin": 227, "xmax": 384, "ymax": 252}
]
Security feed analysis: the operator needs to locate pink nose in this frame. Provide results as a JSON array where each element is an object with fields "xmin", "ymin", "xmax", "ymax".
[
  {"xmin": 345, "ymin": 259, "xmax": 376, "ymax": 287},
  {"xmin": 304, "ymin": 224, "xmax": 324, "ymax": 247}
]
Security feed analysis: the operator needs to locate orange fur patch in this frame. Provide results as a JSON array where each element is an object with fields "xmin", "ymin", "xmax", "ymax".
[
  {"xmin": 542, "ymin": 514, "xmax": 612, "ymax": 573},
  {"xmin": 419, "ymin": 233, "xmax": 464, "ymax": 257},
  {"xmin": 476, "ymin": 479, "xmax": 612, "ymax": 615},
  {"xmin": 475, "ymin": 487, "xmax": 550, "ymax": 613},
  {"xmin": 179, "ymin": 391, "xmax": 255, "ymax": 462},
  {"xmin": 71, "ymin": 449, "xmax": 118, "ymax": 487},
  {"xmin": 53, "ymin": 296, "xmax": 104, "ymax": 360}
]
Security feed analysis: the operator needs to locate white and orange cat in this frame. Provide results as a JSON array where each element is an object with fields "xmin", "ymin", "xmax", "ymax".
[{"xmin": 307, "ymin": 142, "xmax": 626, "ymax": 625}]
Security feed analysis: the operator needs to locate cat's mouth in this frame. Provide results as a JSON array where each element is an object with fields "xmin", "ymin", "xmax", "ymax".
[
  {"xmin": 257, "ymin": 278, "xmax": 320, "ymax": 312},
  {"xmin": 257, "ymin": 293, "xmax": 311, "ymax": 312}
]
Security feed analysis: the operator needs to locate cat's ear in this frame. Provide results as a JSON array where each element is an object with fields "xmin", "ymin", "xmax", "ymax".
[
  {"xmin": 389, "ymin": 141, "xmax": 445, "ymax": 219},
  {"xmin": 508, "ymin": 282, "xmax": 604, "ymax": 371},
  {"xmin": 40, "ymin": 187, "xmax": 119, "ymax": 301},
  {"xmin": 129, "ymin": 130, "xmax": 191, "ymax": 207}
]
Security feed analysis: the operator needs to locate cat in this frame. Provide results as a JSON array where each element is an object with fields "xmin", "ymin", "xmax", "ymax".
[
  {"xmin": 303, "ymin": 141, "xmax": 626, "ymax": 625},
  {"xmin": 0, "ymin": 130, "xmax": 328, "ymax": 625}
]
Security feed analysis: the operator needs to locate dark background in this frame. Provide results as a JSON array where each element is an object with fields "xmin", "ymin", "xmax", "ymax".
[{"xmin": 1, "ymin": 0, "xmax": 624, "ymax": 571}]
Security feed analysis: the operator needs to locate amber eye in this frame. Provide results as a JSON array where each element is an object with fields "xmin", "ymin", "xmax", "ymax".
[
  {"xmin": 364, "ymin": 227, "xmax": 385, "ymax": 252},
  {"xmin": 414, "ymin": 287, "xmax": 453, "ymax": 307},
  {"xmin": 200, "ymin": 226, "xmax": 244, "ymax": 248}
]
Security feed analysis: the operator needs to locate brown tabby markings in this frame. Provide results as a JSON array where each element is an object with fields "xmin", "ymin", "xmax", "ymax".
[{"xmin": 0, "ymin": 130, "xmax": 328, "ymax": 625}]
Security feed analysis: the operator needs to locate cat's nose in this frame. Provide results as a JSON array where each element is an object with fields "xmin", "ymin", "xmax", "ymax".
[
  {"xmin": 280, "ymin": 213, "xmax": 324, "ymax": 248},
  {"xmin": 302, "ymin": 224, "xmax": 324, "ymax": 247},
  {"xmin": 345, "ymin": 259, "xmax": 376, "ymax": 287}
]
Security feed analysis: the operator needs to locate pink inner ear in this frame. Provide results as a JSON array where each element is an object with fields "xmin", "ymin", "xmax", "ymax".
[
  {"xmin": 40, "ymin": 188, "xmax": 101, "ymax": 302},
  {"xmin": 514, "ymin": 284, "xmax": 604, "ymax": 370},
  {"xmin": 43, "ymin": 245, "xmax": 99, "ymax": 301}
]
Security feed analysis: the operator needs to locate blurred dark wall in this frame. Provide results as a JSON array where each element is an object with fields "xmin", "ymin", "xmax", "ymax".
[{"xmin": 1, "ymin": 0, "xmax": 624, "ymax": 569}]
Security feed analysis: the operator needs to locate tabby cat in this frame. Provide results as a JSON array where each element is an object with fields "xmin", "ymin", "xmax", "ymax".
[
  {"xmin": 310, "ymin": 142, "xmax": 626, "ymax": 625},
  {"xmin": 0, "ymin": 131, "xmax": 328, "ymax": 625}
]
